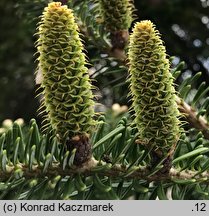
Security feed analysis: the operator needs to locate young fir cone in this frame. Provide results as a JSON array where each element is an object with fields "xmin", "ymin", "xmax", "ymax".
[
  {"xmin": 98, "ymin": 0, "xmax": 134, "ymax": 49},
  {"xmin": 36, "ymin": 2, "xmax": 95, "ymax": 166},
  {"xmin": 128, "ymin": 20, "xmax": 181, "ymax": 171}
]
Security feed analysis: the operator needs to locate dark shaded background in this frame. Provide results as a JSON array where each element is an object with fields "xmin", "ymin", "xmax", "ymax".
[{"xmin": 0, "ymin": 0, "xmax": 209, "ymax": 122}]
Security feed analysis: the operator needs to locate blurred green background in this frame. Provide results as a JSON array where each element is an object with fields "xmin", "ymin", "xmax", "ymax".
[{"xmin": 0, "ymin": 0, "xmax": 209, "ymax": 123}]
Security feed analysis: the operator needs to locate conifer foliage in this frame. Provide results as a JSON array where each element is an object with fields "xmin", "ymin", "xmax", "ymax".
[{"xmin": 1, "ymin": 0, "xmax": 209, "ymax": 200}]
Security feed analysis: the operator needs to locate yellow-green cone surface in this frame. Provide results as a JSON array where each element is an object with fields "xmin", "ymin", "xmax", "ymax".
[
  {"xmin": 36, "ymin": 2, "xmax": 95, "ymax": 145},
  {"xmin": 128, "ymin": 20, "xmax": 180, "ymax": 160},
  {"xmin": 99, "ymin": 0, "xmax": 133, "ymax": 32}
]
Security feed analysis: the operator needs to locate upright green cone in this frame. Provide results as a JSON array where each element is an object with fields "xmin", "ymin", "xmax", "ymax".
[
  {"xmin": 36, "ymin": 2, "xmax": 95, "ymax": 165},
  {"xmin": 98, "ymin": 0, "xmax": 133, "ymax": 32},
  {"xmin": 98, "ymin": 0, "xmax": 134, "ymax": 49},
  {"xmin": 128, "ymin": 20, "xmax": 180, "ymax": 168}
]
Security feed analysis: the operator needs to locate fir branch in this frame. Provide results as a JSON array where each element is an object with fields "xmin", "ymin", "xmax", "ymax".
[
  {"xmin": 1, "ymin": 161, "xmax": 209, "ymax": 184},
  {"xmin": 176, "ymin": 96, "xmax": 209, "ymax": 140}
]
